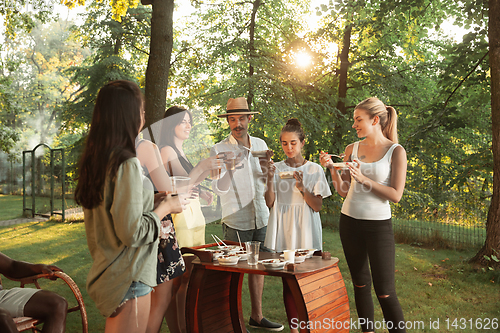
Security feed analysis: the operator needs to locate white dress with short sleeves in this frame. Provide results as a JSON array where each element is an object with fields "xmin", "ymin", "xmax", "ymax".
[{"xmin": 264, "ymin": 161, "xmax": 332, "ymax": 252}]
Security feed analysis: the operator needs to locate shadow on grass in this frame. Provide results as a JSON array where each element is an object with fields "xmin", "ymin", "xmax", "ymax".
[{"xmin": 1, "ymin": 219, "xmax": 499, "ymax": 333}]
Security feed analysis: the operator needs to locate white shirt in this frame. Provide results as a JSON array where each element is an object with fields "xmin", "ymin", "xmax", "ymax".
[
  {"xmin": 341, "ymin": 141, "xmax": 400, "ymax": 220},
  {"xmin": 211, "ymin": 134, "xmax": 270, "ymax": 230}
]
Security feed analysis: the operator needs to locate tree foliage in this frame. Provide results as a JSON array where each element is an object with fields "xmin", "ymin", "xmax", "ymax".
[
  {"xmin": 470, "ymin": 0, "xmax": 500, "ymax": 267},
  {"xmin": 0, "ymin": 0, "xmax": 56, "ymax": 38},
  {"xmin": 0, "ymin": 17, "xmax": 88, "ymax": 157},
  {"xmin": 62, "ymin": 0, "xmax": 151, "ymax": 129},
  {"xmin": 0, "ymin": 0, "xmax": 497, "ymax": 263},
  {"xmin": 146, "ymin": 0, "xmax": 493, "ymax": 228}
]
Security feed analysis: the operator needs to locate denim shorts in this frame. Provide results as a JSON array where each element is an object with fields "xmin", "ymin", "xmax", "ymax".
[{"xmin": 120, "ymin": 281, "xmax": 152, "ymax": 304}]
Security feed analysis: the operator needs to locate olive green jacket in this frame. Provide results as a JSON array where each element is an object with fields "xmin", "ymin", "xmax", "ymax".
[{"xmin": 84, "ymin": 157, "xmax": 160, "ymax": 317}]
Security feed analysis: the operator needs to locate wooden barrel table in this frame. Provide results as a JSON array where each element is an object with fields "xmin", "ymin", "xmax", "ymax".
[{"xmin": 184, "ymin": 246, "xmax": 350, "ymax": 333}]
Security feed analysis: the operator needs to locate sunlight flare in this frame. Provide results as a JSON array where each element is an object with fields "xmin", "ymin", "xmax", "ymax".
[{"xmin": 292, "ymin": 51, "xmax": 312, "ymax": 68}]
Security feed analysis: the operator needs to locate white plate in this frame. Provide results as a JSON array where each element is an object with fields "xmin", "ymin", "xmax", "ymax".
[
  {"xmin": 332, "ymin": 162, "xmax": 358, "ymax": 170},
  {"xmin": 296, "ymin": 249, "xmax": 316, "ymax": 258},
  {"xmin": 260, "ymin": 259, "xmax": 287, "ymax": 270},
  {"xmin": 294, "ymin": 255, "xmax": 306, "ymax": 263},
  {"xmin": 217, "ymin": 255, "xmax": 240, "ymax": 265}
]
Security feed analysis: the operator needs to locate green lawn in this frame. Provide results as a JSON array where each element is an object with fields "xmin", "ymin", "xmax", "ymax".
[
  {"xmin": 0, "ymin": 194, "xmax": 78, "ymax": 220},
  {"xmin": 0, "ymin": 219, "xmax": 498, "ymax": 332}
]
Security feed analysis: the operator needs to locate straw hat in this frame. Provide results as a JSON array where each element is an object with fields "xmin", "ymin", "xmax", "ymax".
[{"xmin": 217, "ymin": 97, "xmax": 259, "ymax": 118}]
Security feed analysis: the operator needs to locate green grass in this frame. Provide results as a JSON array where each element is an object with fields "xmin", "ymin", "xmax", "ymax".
[
  {"xmin": 1, "ymin": 220, "xmax": 499, "ymax": 332},
  {"xmin": 0, "ymin": 194, "xmax": 78, "ymax": 221}
]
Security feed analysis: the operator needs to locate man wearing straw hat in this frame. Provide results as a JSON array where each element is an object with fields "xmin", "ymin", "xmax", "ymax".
[{"xmin": 211, "ymin": 97, "xmax": 284, "ymax": 332}]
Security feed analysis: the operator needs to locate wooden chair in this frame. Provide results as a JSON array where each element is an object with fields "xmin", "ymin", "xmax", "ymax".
[{"xmin": 0, "ymin": 271, "xmax": 88, "ymax": 333}]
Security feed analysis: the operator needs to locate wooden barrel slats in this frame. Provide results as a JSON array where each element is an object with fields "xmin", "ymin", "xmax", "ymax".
[
  {"xmin": 198, "ymin": 270, "xmax": 233, "ymax": 333},
  {"xmin": 201, "ymin": 316, "xmax": 233, "ymax": 333},
  {"xmin": 297, "ymin": 265, "xmax": 350, "ymax": 332}
]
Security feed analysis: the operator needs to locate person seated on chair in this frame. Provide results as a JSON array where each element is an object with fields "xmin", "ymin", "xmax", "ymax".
[{"xmin": 0, "ymin": 252, "xmax": 68, "ymax": 333}]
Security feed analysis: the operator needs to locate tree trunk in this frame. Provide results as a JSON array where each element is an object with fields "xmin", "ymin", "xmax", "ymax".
[
  {"xmin": 336, "ymin": 24, "xmax": 352, "ymax": 116},
  {"xmin": 471, "ymin": 0, "xmax": 500, "ymax": 267},
  {"xmin": 247, "ymin": 0, "xmax": 261, "ymax": 110},
  {"xmin": 330, "ymin": 24, "xmax": 352, "ymax": 154},
  {"xmin": 144, "ymin": 0, "xmax": 174, "ymax": 132}
]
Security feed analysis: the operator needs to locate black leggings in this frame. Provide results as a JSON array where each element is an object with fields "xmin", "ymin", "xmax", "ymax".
[{"xmin": 339, "ymin": 214, "xmax": 406, "ymax": 333}]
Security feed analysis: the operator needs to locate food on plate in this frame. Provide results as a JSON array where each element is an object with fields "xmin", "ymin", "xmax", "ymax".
[
  {"xmin": 294, "ymin": 252, "xmax": 307, "ymax": 263},
  {"xmin": 218, "ymin": 245, "xmax": 243, "ymax": 252},
  {"xmin": 296, "ymin": 249, "xmax": 316, "ymax": 258},
  {"xmin": 279, "ymin": 171, "xmax": 295, "ymax": 179},
  {"xmin": 233, "ymin": 250, "xmax": 248, "ymax": 260},
  {"xmin": 203, "ymin": 249, "xmax": 225, "ymax": 259},
  {"xmin": 217, "ymin": 254, "xmax": 240, "ymax": 265},
  {"xmin": 331, "ymin": 161, "xmax": 358, "ymax": 170},
  {"xmin": 260, "ymin": 259, "xmax": 287, "ymax": 270},
  {"xmin": 295, "ymin": 250, "xmax": 309, "ymax": 257},
  {"xmin": 251, "ymin": 150, "xmax": 267, "ymax": 158}
]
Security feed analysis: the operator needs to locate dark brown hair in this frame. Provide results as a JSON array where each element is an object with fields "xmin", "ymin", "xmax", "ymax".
[
  {"xmin": 280, "ymin": 118, "xmax": 305, "ymax": 142},
  {"xmin": 158, "ymin": 105, "xmax": 193, "ymax": 150},
  {"xmin": 75, "ymin": 80, "xmax": 144, "ymax": 209}
]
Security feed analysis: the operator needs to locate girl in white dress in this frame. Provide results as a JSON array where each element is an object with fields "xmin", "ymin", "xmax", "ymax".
[
  {"xmin": 264, "ymin": 118, "xmax": 331, "ymax": 252},
  {"xmin": 263, "ymin": 118, "xmax": 331, "ymax": 333}
]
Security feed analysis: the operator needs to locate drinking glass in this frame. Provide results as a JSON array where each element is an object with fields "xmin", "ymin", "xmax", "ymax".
[{"xmin": 245, "ymin": 241, "xmax": 260, "ymax": 265}]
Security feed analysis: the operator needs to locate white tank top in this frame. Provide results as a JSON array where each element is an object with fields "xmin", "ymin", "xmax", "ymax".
[{"xmin": 341, "ymin": 141, "xmax": 400, "ymax": 220}]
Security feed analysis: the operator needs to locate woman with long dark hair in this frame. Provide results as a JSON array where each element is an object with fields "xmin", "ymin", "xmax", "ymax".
[
  {"xmin": 159, "ymin": 106, "xmax": 216, "ymax": 247},
  {"xmin": 158, "ymin": 106, "xmax": 221, "ymax": 333},
  {"xmin": 320, "ymin": 97, "xmax": 407, "ymax": 333},
  {"xmin": 75, "ymin": 80, "xmax": 184, "ymax": 333}
]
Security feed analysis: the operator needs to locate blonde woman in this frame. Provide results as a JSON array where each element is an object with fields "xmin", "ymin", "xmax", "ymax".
[{"xmin": 320, "ymin": 97, "xmax": 407, "ymax": 333}]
